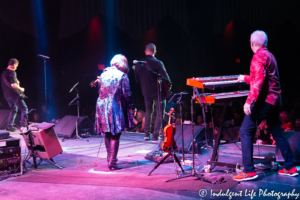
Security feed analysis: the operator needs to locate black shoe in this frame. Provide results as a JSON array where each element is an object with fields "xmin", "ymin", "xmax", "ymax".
[
  {"xmin": 152, "ymin": 139, "xmax": 161, "ymax": 143},
  {"xmin": 5, "ymin": 127, "xmax": 18, "ymax": 132},
  {"xmin": 152, "ymin": 135, "xmax": 161, "ymax": 143},
  {"xmin": 144, "ymin": 136, "xmax": 150, "ymax": 141}
]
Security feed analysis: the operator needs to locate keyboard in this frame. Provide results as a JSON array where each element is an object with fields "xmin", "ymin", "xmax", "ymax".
[
  {"xmin": 196, "ymin": 90, "xmax": 250, "ymax": 104},
  {"xmin": 187, "ymin": 75, "xmax": 246, "ymax": 88}
]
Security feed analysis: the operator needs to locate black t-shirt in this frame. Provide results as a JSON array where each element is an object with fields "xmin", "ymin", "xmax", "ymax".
[
  {"xmin": 134, "ymin": 55, "xmax": 172, "ymax": 98},
  {"xmin": 1, "ymin": 69, "xmax": 18, "ymax": 98}
]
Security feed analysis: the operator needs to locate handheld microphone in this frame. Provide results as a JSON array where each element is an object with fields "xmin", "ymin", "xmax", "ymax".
[
  {"xmin": 133, "ymin": 60, "xmax": 146, "ymax": 64},
  {"xmin": 37, "ymin": 54, "xmax": 50, "ymax": 59},
  {"xmin": 69, "ymin": 82, "xmax": 79, "ymax": 93}
]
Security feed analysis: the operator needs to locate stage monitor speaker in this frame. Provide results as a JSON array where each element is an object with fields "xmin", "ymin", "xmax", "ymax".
[
  {"xmin": 174, "ymin": 124, "xmax": 213, "ymax": 152},
  {"xmin": 54, "ymin": 115, "xmax": 94, "ymax": 138},
  {"xmin": 0, "ymin": 109, "xmax": 10, "ymax": 129},
  {"xmin": 276, "ymin": 131, "xmax": 300, "ymax": 164},
  {"xmin": 23, "ymin": 123, "xmax": 63, "ymax": 159},
  {"xmin": 0, "ymin": 109, "xmax": 21, "ymax": 129}
]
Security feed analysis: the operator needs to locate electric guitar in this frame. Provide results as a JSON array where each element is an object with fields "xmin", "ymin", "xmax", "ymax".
[
  {"xmin": 14, "ymin": 88, "xmax": 27, "ymax": 98},
  {"xmin": 163, "ymin": 82, "xmax": 172, "ymax": 98},
  {"xmin": 1, "ymin": 73, "xmax": 27, "ymax": 98}
]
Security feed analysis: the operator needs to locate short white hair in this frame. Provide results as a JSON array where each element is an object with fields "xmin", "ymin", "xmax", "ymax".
[
  {"xmin": 250, "ymin": 30, "xmax": 268, "ymax": 47},
  {"xmin": 110, "ymin": 54, "xmax": 129, "ymax": 74}
]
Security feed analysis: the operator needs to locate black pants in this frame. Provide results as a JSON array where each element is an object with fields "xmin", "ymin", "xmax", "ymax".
[
  {"xmin": 144, "ymin": 96, "xmax": 166, "ymax": 140},
  {"xmin": 239, "ymin": 101, "xmax": 295, "ymax": 172},
  {"xmin": 6, "ymin": 96, "xmax": 28, "ymax": 128}
]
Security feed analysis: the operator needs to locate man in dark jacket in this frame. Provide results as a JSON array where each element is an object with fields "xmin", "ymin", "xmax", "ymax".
[{"xmin": 134, "ymin": 43, "xmax": 172, "ymax": 142}]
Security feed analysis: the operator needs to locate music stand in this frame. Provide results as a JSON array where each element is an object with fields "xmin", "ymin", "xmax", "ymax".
[{"xmin": 168, "ymin": 92, "xmax": 188, "ymax": 161}]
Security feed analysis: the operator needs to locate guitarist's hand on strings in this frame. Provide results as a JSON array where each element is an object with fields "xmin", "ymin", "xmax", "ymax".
[{"xmin": 11, "ymin": 83, "xmax": 25, "ymax": 93}]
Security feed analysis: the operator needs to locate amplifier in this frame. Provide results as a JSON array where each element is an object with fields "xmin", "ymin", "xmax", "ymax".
[
  {"xmin": 0, "ymin": 147, "xmax": 21, "ymax": 174},
  {"xmin": 0, "ymin": 138, "xmax": 22, "ymax": 175}
]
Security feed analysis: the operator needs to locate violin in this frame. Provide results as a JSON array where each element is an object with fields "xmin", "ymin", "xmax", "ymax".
[
  {"xmin": 161, "ymin": 108, "xmax": 177, "ymax": 152},
  {"xmin": 90, "ymin": 76, "xmax": 100, "ymax": 87}
]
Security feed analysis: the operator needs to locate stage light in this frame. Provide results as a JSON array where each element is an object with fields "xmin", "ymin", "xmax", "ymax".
[{"xmin": 98, "ymin": 64, "xmax": 105, "ymax": 70}]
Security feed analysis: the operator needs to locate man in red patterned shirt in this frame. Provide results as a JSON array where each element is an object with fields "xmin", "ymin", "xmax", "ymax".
[{"xmin": 233, "ymin": 30, "xmax": 298, "ymax": 181}]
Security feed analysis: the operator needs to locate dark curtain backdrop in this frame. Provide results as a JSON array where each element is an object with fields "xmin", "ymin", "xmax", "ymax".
[
  {"xmin": 0, "ymin": 1, "xmax": 35, "ymax": 37},
  {"xmin": 58, "ymin": 0, "xmax": 188, "ymax": 40},
  {"xmin": 1, "ymin": 1, "xmax": 299, "ymax": 40},
  {"xmin": 214, "ymin": 0, "xmax": 300, "ymax": 35}
]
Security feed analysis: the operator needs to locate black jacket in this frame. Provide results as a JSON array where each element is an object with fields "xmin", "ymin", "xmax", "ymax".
[{"xmin": 134, "ymin": 55, "xmax": 171, "ymax": 98}]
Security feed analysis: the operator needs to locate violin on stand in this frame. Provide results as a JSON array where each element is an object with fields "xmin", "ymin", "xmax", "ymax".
[
  {"xmin": 149, "ymin": 108, "xmax": 184, "ymax": 177},
  {"xmin": 161, "ymin": 108, "xmax": 177, "ymax": 152}
]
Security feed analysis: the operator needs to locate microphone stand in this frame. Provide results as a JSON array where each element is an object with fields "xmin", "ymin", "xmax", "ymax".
[
  {"xmin": 37, "ymin": 56, "xmax": 49, "ymax": 121},
  {"xmin": 69, "ymin": 86, "xmax": 81, "ymax": 140}
]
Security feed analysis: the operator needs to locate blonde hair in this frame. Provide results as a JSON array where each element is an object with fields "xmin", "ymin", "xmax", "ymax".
[
  {"xmin": 250, "ymin": 30, "xmax": 268, "ymax": 47},
  {"xmin": 110, "ymin": 54, "xmax": 129, "ymax": 74}
]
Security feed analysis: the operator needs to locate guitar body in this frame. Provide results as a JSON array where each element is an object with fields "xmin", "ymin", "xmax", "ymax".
[{"xmin": 16, "ymin": 89, "xmax": 27, "ymax": 98}]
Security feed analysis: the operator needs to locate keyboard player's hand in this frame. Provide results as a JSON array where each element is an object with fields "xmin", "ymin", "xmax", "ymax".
[
  {"xmin": 237, "ymin": 75, "xmax": 245, "ymax": 82},
  {"xmin": 244, "ymin": 103, "xmax": 251, "ymax": 115}
]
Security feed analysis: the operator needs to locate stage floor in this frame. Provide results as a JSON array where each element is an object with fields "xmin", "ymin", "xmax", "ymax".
[{"xmin": 0, "ymin": 131, "xmax": 299, "ymax": 200}]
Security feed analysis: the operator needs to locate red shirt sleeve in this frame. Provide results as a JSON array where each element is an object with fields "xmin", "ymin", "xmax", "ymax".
[
  {"xmin": 246, "ymin": 54, "xmax": 267, "ymax": 105},
  {"xmin": 244, "ymin": 75, "xmax": 251, "ymax": 84}
]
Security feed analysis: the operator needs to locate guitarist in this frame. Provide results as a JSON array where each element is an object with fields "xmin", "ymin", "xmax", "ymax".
[
  {"xmin": 134, "ymin": 43, "xmax": 172, "ymax": 142},
  {"xmin": 1, "ymin": 58, "xmax": 28, "ymax": 131}
]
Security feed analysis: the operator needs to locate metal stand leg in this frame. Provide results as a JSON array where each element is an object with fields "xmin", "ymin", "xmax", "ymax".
[
  {"xmin": 23, "ymin": 151, "xmax": 62, "ymax": 170},
  {"xmin": 148, "ymin": 110, "xmax": 184, "ymax": 177},
  {"xmin": 73, "ymin": 117, "xmax": 82, "ymax": 139},
  {"xmin": 148, "ymin": 149, "xmax": 184, "ymax": 176}
]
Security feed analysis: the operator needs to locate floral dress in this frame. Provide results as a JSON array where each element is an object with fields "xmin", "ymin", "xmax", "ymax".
[{"xmin": 95, "ymin": 67, "xmax": 135, "ymax": 135}]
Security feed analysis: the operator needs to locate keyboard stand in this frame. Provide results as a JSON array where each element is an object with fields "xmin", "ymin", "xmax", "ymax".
[{"xmin": 206, "ymin": 102, "xmax": 241, "ymax": 171}]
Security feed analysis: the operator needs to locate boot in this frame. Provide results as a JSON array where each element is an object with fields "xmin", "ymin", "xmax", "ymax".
[
  {"xmin": 108, "ymin": 137, "xmax": 122, "ymax": 170},
  {"xmin": 105, "ymin": 133, "xmax": 111, "ymax": 164}
]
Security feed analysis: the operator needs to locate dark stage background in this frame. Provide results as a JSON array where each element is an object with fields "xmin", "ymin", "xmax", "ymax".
[{"xmin": 0, "ymin": 0, "xmax": 300, "ymax": 123}]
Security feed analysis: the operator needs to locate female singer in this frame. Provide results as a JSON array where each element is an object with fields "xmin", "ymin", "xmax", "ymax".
[{"xmin": 95, "ymin": 54, "xmax": 136, "ymax": 170}]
